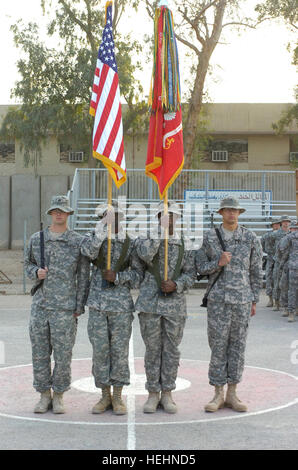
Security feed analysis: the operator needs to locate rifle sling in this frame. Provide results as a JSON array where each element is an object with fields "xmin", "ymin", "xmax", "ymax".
[{"xmin": 93, "ymin": 234, "xmax": 130, "ymax": 273}]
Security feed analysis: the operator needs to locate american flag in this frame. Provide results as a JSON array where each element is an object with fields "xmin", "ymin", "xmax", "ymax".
[{"xmin": 89, "ymin": 1, "xmax": 126, "ymax": 188}]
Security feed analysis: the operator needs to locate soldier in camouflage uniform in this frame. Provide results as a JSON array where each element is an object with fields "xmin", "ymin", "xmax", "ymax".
[
  {"xmin": 135, "ymin": 201, "xmax": 196, "ymax": 414},
  {"xmin": 196, "ymin": 197, "xmax": 262, "ymax": 413},
  {"xmin": 25, "ymin": 195, "xmax": 90, "ymax": 414},
  {"xmin": 261, "ymin": 220, "xmax": 280, "ymax": 307},
  {"xmin": 278, "ymin": 221, "xmax": 298, "ymax": 322},
  {"xmin": 271, "ymin": 215, "xmax": 291, "ymax": 311},
  {"xmin": 80, "ymin": 200, "xmax": 144, "ymax": 415}
]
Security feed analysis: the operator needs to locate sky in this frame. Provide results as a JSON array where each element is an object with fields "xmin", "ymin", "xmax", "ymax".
[{"xmin": 0, "ymin": 0, "xmax": 297, "ymax": 105}]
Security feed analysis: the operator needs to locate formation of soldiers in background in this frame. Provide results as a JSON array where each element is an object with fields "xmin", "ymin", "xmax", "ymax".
[
  {"xmin": 24, "ymin": 194, "xmax": 297, "ymax": 418},
  {"xmin": 261, "ymin": 215, "xmax": 298, "ymax": 323}
]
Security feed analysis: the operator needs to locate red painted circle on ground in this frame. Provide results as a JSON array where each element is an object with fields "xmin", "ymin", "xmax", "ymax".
[{"xmin": 0, "ymin": 358, "xmax": 297, "ymax": 425}]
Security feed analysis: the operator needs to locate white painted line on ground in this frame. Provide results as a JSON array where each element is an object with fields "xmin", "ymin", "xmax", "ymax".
[{"xmin": 126, "ymin": 326, "xmax": 136, "ymax": 450}]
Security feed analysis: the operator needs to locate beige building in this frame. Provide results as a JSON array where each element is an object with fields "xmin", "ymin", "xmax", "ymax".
[{"xmin": 0, "ymin": 102, "xmax": 297, "ymax": 176}]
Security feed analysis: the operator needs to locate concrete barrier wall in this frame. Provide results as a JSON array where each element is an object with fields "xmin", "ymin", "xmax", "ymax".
[
  {"xmin": 0, "ymin": 175, "xmax": 70, "ymax": 249},
  {"xmin": 0, "ymin": 176, "xmax": 10, "ymax": 249}
]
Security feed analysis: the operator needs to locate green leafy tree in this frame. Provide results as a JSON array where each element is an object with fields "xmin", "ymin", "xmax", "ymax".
[
  {"xmin": 0, "ymin": 0, "xmax": 146, "ymax": 169},
  {"xmin": 146, "ymin": 1, "xmax": 264, "ymax": 169}
]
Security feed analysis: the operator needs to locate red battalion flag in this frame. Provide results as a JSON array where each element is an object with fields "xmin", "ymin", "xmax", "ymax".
[
  {"xmin": 145, "ymin": 4, "xmax": 184, "ymax": 199},
  {"xmin": 89, "ymin": 1, "xmax": 126, "ymax": 188}
]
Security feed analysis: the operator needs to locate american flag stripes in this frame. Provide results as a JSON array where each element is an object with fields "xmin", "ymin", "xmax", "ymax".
[{"xmin": 89, "ymin": 1, "xmax": 126, "ymax": 188}]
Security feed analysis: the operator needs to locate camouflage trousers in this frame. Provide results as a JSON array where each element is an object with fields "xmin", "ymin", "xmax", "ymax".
[
  {"xmin": 279, "ymin": 266, "xmax": 289, "ymax": 308},
  {"xmin": 88, "ymin": 309, "xmax": 134, "ymax": 388},
  {"xmin": 288, "ymin": 268, "xmax": 298, "ymax": 313},
  {"xmin": 29, "ymin": 304, "xmax": 77, "ymax": 393},
  {"xmin": 265, "ymin": 257, "xmax": 274, "ymax": 296},
  {"xmin": 273, "ymin": 261, "xmax": 281, "ymax": 301},
  {"xmin": 207, "ymin": 301, "xmax": 251, "ymax": 386},
  {"xmin": 138, "ymin": 312, "xmax": 186, "ymax": 392}
]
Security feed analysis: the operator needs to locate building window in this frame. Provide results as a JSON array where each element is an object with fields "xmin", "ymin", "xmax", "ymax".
[
  {"xmin": 60, "ymin": 144, "xmax": 85, "ymax": 163},
  {"xmin": 0, "ymin": 142, "xmax": 15, "ymax": 163}
]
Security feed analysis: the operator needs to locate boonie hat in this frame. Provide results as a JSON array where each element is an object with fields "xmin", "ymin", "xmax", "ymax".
[
  {"xmin": 278, "ymin": 215, "xmax": 292, "ymax": 223},
  {"xmin": 216, "ymin": 197, "xmax": 246, "ymax": 214},
  {"xmin": 46, "ymin": 195, "xmax": 74, "ymax": 215}
]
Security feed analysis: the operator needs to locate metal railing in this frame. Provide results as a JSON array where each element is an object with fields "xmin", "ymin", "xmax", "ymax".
[{"xmin": 67, "ymin": 168, "xmax": 297, "ymax": 240}]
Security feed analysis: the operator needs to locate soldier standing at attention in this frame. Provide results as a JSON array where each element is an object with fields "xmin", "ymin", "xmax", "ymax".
[
  {"xmin": 261, "ymin": 219, "xmax": 281, "ymax": 307},
  {"xmin": 135, "ymin": 201, "xmax": 196, "ymax": 414},
  {"xmin": 196, "ymin": 197, "xmax": 262, "ymax": 413},
  {"xmin": 25, "ymin": 195, "xmax": 90, "ymax": 414},
  {"xmin": 278, "ymin": 221, "xmax": 298, "ymax": 322},
  {"xmin": 271, "ymin": 215, "xmax": 291, "ymax": 311},
  {"xmin": 80, "ymin": 200, "xmax": 144, "ymax": 415}
]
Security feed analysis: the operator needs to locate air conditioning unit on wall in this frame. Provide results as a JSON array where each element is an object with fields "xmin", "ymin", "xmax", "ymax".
[
  {"xmin": 212, "ymin": 150, "xmax": 228, "ymax": 162},
  {"xmin": 69, "ymin": 151, "xmax": 84, "ymax": 163}
]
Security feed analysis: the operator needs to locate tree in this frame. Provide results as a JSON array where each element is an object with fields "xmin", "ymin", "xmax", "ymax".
[
  {"xmin": 0, "ymin": 0, "xmax": 145, "ymax": 169},
  {"xmin": 146, "ymin": 0, "xmax": 263, "ymax": 169},
  {"xmin": 256, "ymin": 0, "xmax": 298, "ymax": 137}
]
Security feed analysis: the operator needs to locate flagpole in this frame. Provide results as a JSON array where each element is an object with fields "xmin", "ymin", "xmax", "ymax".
[
  {"xmin": 164, "ymin": 190, "xmax": 169, "ymax": 281},
  {"xmin": 107, "ymin": 172, "xmax": 112, "ymax": 270}
]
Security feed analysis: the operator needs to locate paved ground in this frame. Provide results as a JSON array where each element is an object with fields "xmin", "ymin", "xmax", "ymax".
[{"xmin": 0, "ymin": 284, "xmax": 297, "ymax": 452}]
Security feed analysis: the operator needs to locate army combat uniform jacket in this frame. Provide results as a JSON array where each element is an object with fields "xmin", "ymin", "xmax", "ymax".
[
  {"xmin": 196, "ymin": 225, "xmax": 262, "ymax": 304},
  {"xmin": 25, "ymin": 227, "xmax": 90, "ymax": 313},
  {"xmin": 135, "ymin": 234, "xmax": 196, "ymax": 316},
  {"xmin": 80, "ymin": 228, "xmax": 144, "ymax": 312}
]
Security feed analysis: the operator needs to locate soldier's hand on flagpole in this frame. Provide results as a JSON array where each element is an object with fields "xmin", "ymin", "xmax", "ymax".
[
  {"xmin": 37, "ymin": 267, "xmax": 48, "ymax": 280},
  {"xmin": 161, "ymin": 280, "xmax": 177, "ymax": 293},
  {"xmin": 103, "ymin": 269, "xmax": 116, "ymax": 283}
]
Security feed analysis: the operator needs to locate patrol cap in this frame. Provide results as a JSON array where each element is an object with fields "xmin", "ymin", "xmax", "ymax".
[
  {"xmin": 278, "ymin": 215, "xmax": 292, "ymax": 223},
  {"xmin": 46, "ymin": 195, "xmax": 74, "ymax": 215},
  {"xmin": 155, "ymin": 200, "xmax": 182, "ymax": 218},
  {"xmin": 95, "ymin": 199, "xmax": 125, "ymax": 219},
  {"xmin": 216, "ymin": 197, "xmax": 246, "ymax": 214}
]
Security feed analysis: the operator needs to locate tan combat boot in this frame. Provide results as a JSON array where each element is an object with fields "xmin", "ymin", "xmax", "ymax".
[
  {"xmin": 225, "ymin": 384, "xmax": 247, "ymax": 412},
  {"xmin": 92, "ymin": 386, "xmax": 112, "ymax": 414},
  {"xmin": 34, "ymin": 390, "xmax": 52, "ymax": 413},
  {"xmin": 143, "ymin": 392, "xmax": 160, "ymax": 413},
  {"xmin": 204, "ymin": 386, "xmax": 225, "ymax": 412},
  {"xmin": 266, "ymin": 296, "xmax": 273, "ymax": 307},
  {"xmin": 160, "ymin": 391, "xmax": 177, "ymax": 414},
  {"xmin": 282, "ymin": 310, "xmax": 289, "ymax": 317},
  {"xmin": 288, "ymin": 311, "xmax": 295, "ymax": 322},
  {"xmin": 52, "ymin": 392, "xmax": 65, "ymax": 414},
  {"xmin": 273, "ymin": 300, "xmax": 280, "ymax": 311},
  {"xmin": 112, "ymin": 386, "xmax": 127, "ymax": 415}
]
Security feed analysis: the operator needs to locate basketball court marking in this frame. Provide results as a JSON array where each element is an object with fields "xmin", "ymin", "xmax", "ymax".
[{"xmin": 0, "ymin": 359, "xmax": 297, "ymax": 427}]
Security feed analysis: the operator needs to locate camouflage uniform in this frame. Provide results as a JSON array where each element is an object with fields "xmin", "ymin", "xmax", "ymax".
[
  {"xmin": 261, "ymin": 231, "xmax": 276, "ymax": 297},
  {"xmin": 135, "ymin": 234, "xmax": 196, "ymax": 392},
  {"xmin": 80, "ymin": 227, "xmax": 144, "ymax": 388},
  {"xmin": 272, "ymin": 228, "xmax": 290, "ymax": 303},
  {"xmin": 279, "ymin": 231, "xmax": 298, "ymax": 315},
  {"xmin": 196, "ymin": 224, "xmax": 262, "ymax": 386},
  {"xmin": 25, "ymin": 227, "xmax": 90, "ymax": 393}
]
